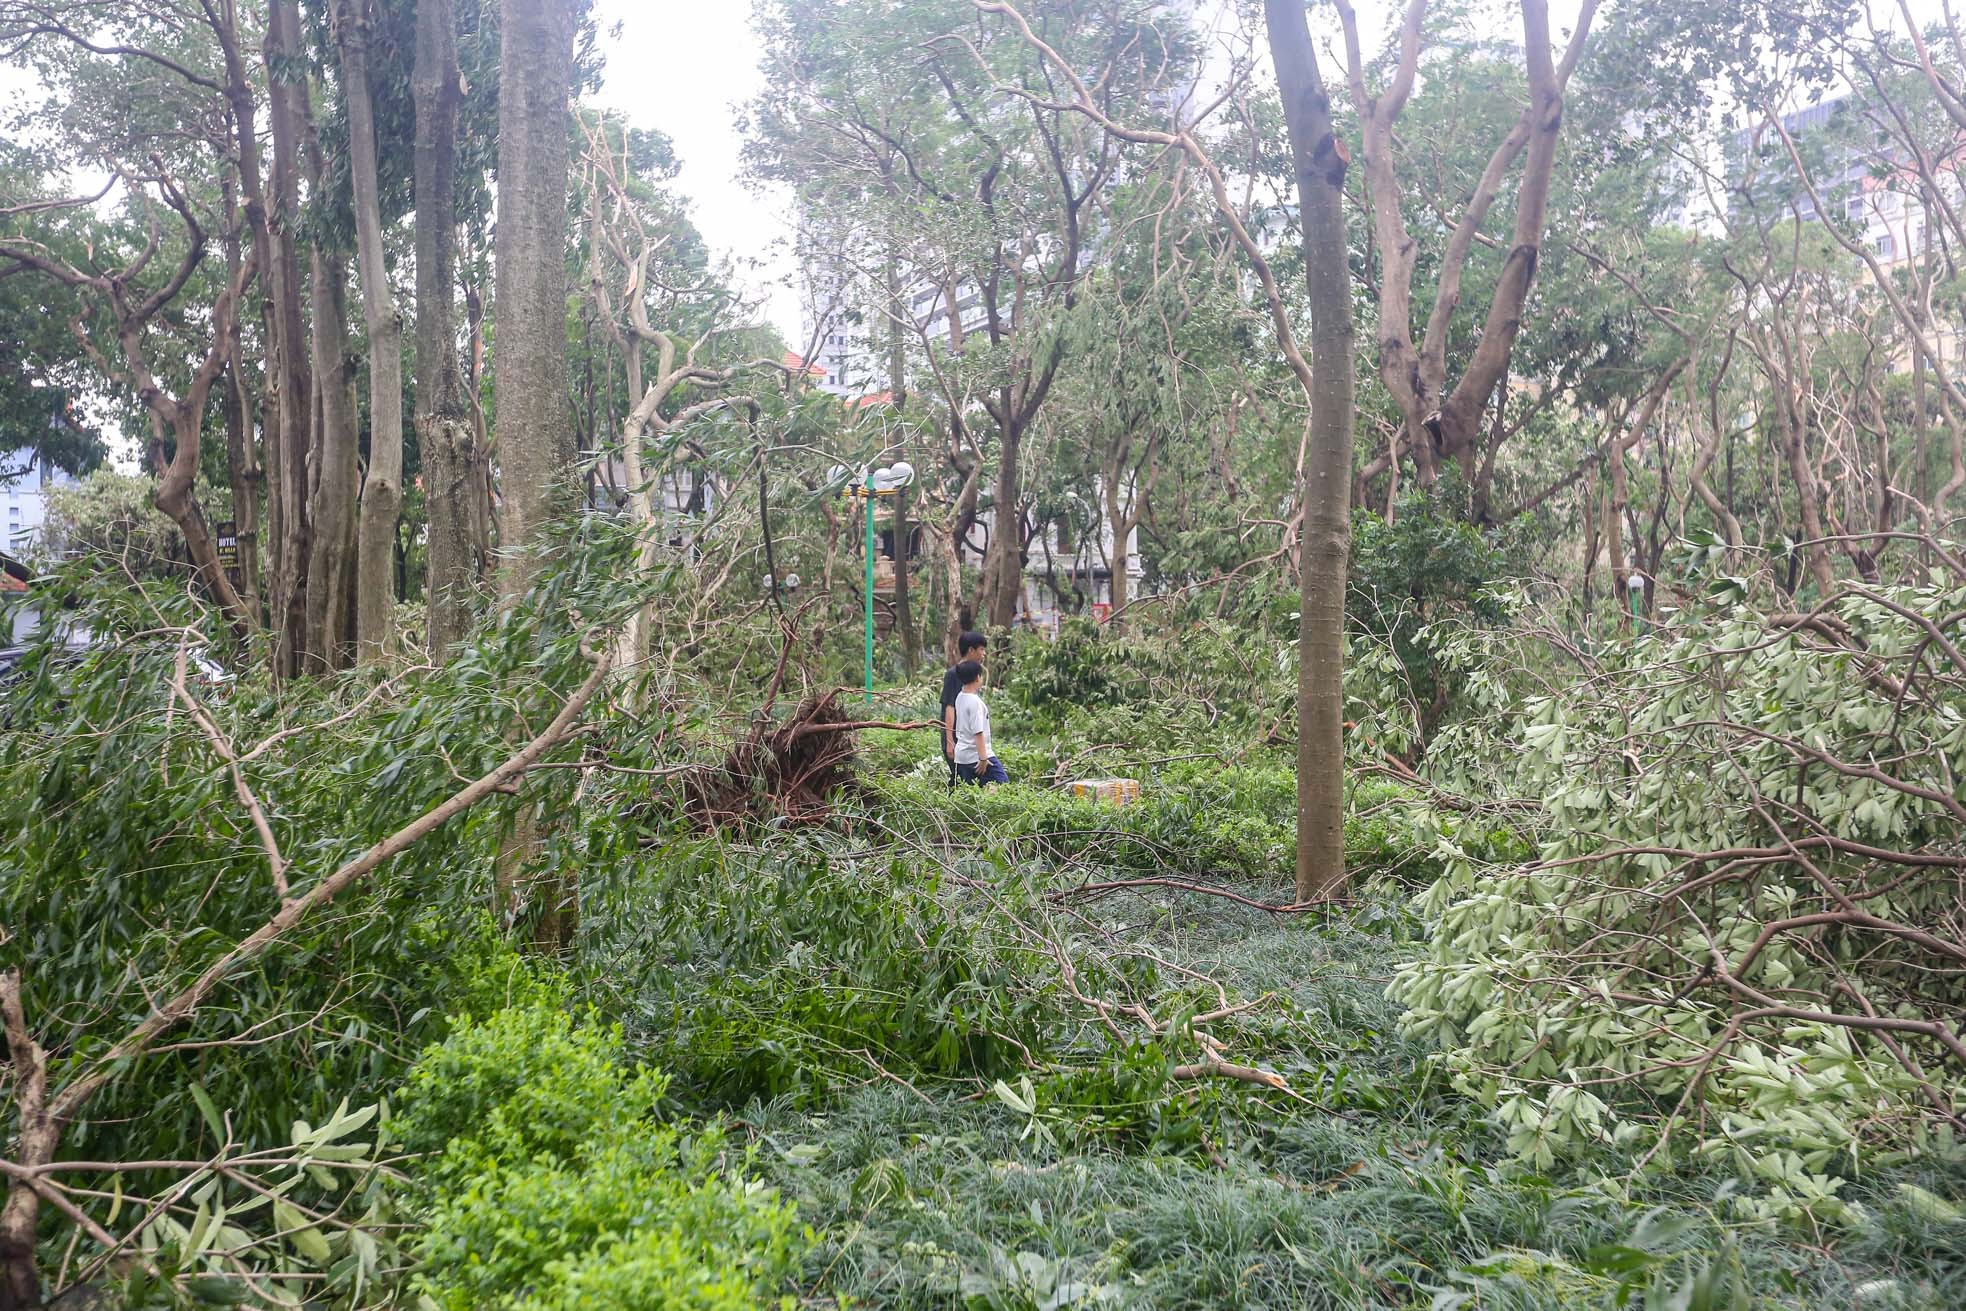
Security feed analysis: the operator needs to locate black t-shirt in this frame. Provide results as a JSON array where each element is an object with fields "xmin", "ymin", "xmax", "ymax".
[{"xmin": 939, "ymin": 666, "xmax": 966, "ymax": 758}]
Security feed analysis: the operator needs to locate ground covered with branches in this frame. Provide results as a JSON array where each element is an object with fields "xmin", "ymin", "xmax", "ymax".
[{"xmin": 4, "ymin": 537, "xmax": 1965, "ymax": 1310}]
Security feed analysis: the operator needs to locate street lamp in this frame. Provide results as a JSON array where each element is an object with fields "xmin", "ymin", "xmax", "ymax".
[{"xmin": 850, "ymin": 461, "xmax": 916, "ymax": 704}]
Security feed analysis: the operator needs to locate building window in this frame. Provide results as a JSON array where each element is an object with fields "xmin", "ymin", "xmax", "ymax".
[
  {"xmin": 1877, "ymin": 232, "xmax": 1896, "ymax": 259},
  {"xmin": 1846, "ymin": 195, "xmax": 1865, "ymax": 221}
]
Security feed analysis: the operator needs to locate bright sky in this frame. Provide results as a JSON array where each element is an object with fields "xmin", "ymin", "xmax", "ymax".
[
  {"xmin": 588, "ymin": 0, "xmax": 801, "ymax": 341},
  {"xmin": 576, "ymin": 0, "xmax": 1578, "ymax": 347}
]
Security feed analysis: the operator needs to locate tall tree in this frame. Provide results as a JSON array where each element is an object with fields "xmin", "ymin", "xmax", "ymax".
[
  {"xmin": 264, "ymin": 0, "xmax": 319, "ymax": 674},
  {"xmin": 494, "ymin": 0, "xmax": 576, "ymax": 608},
  {"xmin": 976, "ymin": 0, "xmax": 1352, "ymax": 900},
  {"xmin": 494, "ymin": 0, "xmax": 577, "ymax": 949},
  {"xmin": 337, "ymin": 0, "xmax": 405, "ymax": 663},
  {"xmin": 1265, "ymin": 0, "xmax": 1357, "ymax": 901},
  {"xmin": 416, "ymin": 0, "xmax": 482, "ymax": 658}
]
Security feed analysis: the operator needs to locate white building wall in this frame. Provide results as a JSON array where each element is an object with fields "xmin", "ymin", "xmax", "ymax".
[{"xmin": 1, "ymin": 448, "xmax": 75, "ymax": 557}]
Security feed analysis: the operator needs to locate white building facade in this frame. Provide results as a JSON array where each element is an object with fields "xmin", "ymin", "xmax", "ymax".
[{"xmin": 1, "ymin": 447, "xmax": 76, "ymax": 557}]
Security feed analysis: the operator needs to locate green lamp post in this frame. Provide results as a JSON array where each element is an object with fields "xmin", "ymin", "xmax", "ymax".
[{"xmin": 852, "ymin": 460, "xmax": 915, "ymax": 705}]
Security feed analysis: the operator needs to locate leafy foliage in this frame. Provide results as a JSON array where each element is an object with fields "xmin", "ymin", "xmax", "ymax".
[
  {"xmin": 399, "ymin": 1005, "xmax": 808, "ymax": 1311},
  {"xmin": 1392, "ymin": 580, "xmax": 1966, "ymax": 1213}
]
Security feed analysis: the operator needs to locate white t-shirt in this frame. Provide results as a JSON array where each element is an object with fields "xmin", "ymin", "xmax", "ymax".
[{"xmin": 953, "ymin": 690, "xmax": 991, "ymax": 765}]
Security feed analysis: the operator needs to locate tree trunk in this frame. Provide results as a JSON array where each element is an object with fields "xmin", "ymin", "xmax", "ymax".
[
  {"xmin": 211, "ymin": 12, "xmax": 270, "ymax": 630},
  {"xmin": 220, "ymin": 213, "xmax": 264, "ymax": 623},
  {"xmin": 981, "ymin": 419, "xmax": 1023, "ymax": 629},
  {"xmin": 264, "ymin": 0, "xmax": 315, "ymax": 677},
  {"xmin": 0, "ymin": 973, "xmax": 56, "ymax": 1311},
  {"xmin": 152, "ymin": 405, "xmax": 253, "ymax": 634},
  {"xmin": 415, "ymin": 0, "xmax": 479, "ymax": 659},
  {"xmin": 885, "ymin": 250, "xmax": 916, "ymax": 675},
  {"xmin": 1267, "ymin": 0, "xmax": 1356, "ymax": 903},
  {"xmin": 1777, "ymin": 394, "xmax": 1836, "ymax": 596},
  {"xmin": 495, "ymin": 0, "xmax": 576, "ymax": 605},
  {"xmin": 494, "ymin": 0, "xmax": 577, "ymax": 952},
  {"xmin": 1104, "ymin": 478, "xmax": 1131, "ymax": 615},
  {"xmin": 894, "ymin": 480, "xmax": 915, "ymax": 675},
  {"xmin": 306, "ymin": 253, "xmax": 360, "ymax": 670},
  {"xmin": 1605, "ymin": 426, "xmax": 1631, "ymax": 628},
  {"xmin": 337, "ymin": 0, "xmax": 404, "ymax": 665}
]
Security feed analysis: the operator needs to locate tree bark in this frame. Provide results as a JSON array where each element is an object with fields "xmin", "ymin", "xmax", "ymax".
[
  {"xmin": 219, "ymin": 191, "xmax": 264, "ymax": 622},
  {"xmin": 209, "ymin": 5, "xmax": 271, "ymax": 628},
  {"xmin": 414, "ymin": 0, "xmax": 480, "ymax": 659},
  {"xmin": 337, "ymin": 0, "xmax": 405, "ymax": 665},
  {"xmin": 263, "ymin": 0, "xmax": 315, "ymax": 677},
  {"xmin": 885, "ymin": 249, "xmax": 917, "ymax": 674},
  {"xmin": 305, "ymin": 254, "xmax": 360, "ymax": 670},
  {"xmin": 495, "ymin": 0, "xmax": 577, "ymax": 606},
  {"xmin": 1333, "ymin": 0, "xmax": 1597, "ymax": 487},
  {"xmin": 982, "ymin": 418, "xmax": 1024, "ymax": 628},
  {"xmin": 494, "ymin": 0, "xmax": 577, "ymax": 952},
  {"xmin": 1266, "ymin": 0, "xmax": 1356, "ymax": 903}
]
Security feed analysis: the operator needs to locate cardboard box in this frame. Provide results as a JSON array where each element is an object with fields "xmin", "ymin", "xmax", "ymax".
[{"xmin": 1065, "ymin": 777, "xmax": 1141, "ymax": 806}]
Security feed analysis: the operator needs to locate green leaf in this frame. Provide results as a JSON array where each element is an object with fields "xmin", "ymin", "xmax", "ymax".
[
  {"xmin": 189, "ymin": 1084, "xmax": 225, "ymax": 1142},
  {"xmin": 185, "ymin": 1275, "xmax": 252, "ymax": 1304}
]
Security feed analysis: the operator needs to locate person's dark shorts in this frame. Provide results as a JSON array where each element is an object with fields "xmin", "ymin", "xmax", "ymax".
[{"xmin": 957, "ymin": 757, "xmax": 1009, "ymax": 786}]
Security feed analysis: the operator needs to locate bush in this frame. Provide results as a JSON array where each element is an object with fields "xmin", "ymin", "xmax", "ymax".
[
  {"xmin": 400, "ymin": 1005, "xmax": 808, "ymax": 1311},
  {"xmin": 581, "ymin": 836, "xmax": 1073, "ymax": 1102},
  {"xmin": 1347, "ymin": 490, "xmax": 1510, "ymax": 744}
]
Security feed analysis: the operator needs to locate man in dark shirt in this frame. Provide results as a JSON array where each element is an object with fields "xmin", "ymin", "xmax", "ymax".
[{"xmin": 940, "ymin": 631, "xmax": 988, "ymax": 787}]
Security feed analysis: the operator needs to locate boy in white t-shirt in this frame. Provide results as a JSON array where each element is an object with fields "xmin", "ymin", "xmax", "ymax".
[{"xmin": 951, "ymin": 660, "xmax": 1008, "ymax": 786}]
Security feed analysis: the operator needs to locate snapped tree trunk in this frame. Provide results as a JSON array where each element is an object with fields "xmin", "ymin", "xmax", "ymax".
[
  {"xmin": 1266, "ymin": 0, "xmax": 1356, "ymax": 903},
  {"xmin": 337, "ymin": 0, "xmax": 404, "ymax": 665},
  {"xmin": 493, "ymin": 0, "xmax": 577, "ymax": 952},
  {"xmin": 414, "ymin": 0, "xmax": 480, "ymax": 659}
]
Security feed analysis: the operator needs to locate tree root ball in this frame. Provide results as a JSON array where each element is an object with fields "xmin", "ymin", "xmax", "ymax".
[{"xmin": 680, "ymin": 691, "xmax": 866, "ymax": 829}]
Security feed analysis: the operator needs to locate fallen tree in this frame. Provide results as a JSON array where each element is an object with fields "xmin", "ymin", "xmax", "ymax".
[{"xmin": 1391, "ymin": 547, "xmax": 1966, "ymax": 1219}]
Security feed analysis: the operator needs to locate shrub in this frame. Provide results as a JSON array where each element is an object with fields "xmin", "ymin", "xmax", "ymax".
[
  {"xmin": 581, "ymin": 836, "xmax": 1073, "ymax": 1102},
  {"xmin": 400, "ymin": 1005, "xmax": 808, "ymax": 1311}
]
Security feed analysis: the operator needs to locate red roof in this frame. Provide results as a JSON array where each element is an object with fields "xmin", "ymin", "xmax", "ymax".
[
  {"xmin": 846, "ymin": 390, "xmax": 894, "ymax": 410},
  {"xmin": 782, "ymin": 351, "xmax": 826, "ymax": 379}
]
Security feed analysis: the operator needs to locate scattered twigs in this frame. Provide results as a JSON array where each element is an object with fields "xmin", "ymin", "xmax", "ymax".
[
  {"xmin": 48, "ymin": 641, "xmax": 615, "ymax": 1127},
  {"xmin": 1051, "ymin": 877, "xmax": 1333, "ymax": 915}
]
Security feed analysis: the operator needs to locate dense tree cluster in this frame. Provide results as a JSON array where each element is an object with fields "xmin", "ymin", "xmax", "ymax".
[{"xmin": 4, "ymin": 0, "xmax": 1966, "ymax": 1307}]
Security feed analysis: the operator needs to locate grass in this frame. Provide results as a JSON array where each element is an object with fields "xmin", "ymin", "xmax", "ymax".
[
  {"xmin": 595, "ymin": 696, "xmax": 1966, "ymax": 1309},
  {"xmin": 709, "ymin": 872, "xmax": 1966, "ymax": 1309}
]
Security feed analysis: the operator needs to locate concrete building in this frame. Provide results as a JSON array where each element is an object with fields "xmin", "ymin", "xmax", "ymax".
[
  {"xmin": 1733, "ymin": 92, "xmax": 1966, "ymax": 371},
  {"xmin": 1, "ymin": 446, "xmax": 77, "ymax": 558}
]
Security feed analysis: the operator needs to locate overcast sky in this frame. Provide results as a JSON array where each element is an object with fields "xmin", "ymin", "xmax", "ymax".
[
  {"xmin": 579, "ymin": 0, "xmax": 1604, "ymax": 348},
  {"xmin": 588, "ymin": 0, "xmax": 799, "ymax": 340}
]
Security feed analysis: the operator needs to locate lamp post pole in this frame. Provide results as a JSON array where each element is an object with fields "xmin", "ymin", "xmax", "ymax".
[
  {"xmin": 865, "ymin": 470, "xmax": 877, "ymax": 706},
  {"xmin": 853, "ymin": 461, "xmax": 913, "ymax": 706}
]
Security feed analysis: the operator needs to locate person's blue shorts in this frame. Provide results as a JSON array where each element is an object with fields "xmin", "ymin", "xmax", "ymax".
[{"xmin": 957, "ymin": 757, "xmax": 1009, "ymax": 786}]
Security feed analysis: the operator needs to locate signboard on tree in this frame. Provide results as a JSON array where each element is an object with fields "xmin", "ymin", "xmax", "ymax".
[{"xmin": 214, "ymin": 520, "xmax": 241, "ymax": 592}]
